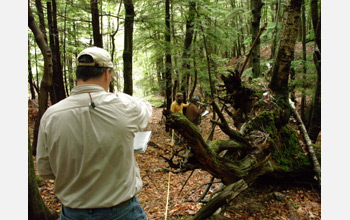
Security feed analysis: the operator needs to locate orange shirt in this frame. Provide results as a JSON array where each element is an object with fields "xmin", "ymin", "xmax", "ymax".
[{"xmin": 170, "ymin": 101, "xmax": 189, "ymax": 114}]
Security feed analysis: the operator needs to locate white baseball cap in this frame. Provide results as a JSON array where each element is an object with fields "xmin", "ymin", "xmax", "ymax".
[{"xmin": 77, "ymin": 46, "xmax": 114, "ymax": 68}]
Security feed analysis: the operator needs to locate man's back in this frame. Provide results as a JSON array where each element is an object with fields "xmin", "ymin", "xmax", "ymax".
[
  {"xmin": 186, "ymin": 103, "xmax": 202, "ymax": 125},
  {"xmin": 37, "ymin": 84, "xmax": 152, "ymax": 209}
]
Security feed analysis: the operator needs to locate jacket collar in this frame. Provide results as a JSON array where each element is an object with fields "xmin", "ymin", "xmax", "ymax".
[{"xmin": 70, "ymin": 84, "xmax": 105, "ymax": 96}]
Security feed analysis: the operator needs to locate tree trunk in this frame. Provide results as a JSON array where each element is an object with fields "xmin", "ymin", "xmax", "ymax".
[
  {"xmin": 29, "ymin": 5, "xmax": 54, "ymax": 155},
  {"xmin": 28, "ymin": 134, "xmax": 59, "ymax": 220},
  {"xmin": 269, "ymin": 0, "xmax": 302, "ymax": 98},
  {"xmin": 91, "ymin": 0, "xmax": 103, "ymax": 47},
  {"xmin": 28, "ymin": 41, "xmax": 36, "ymax": 100},
  {"xmin": 34, "ymin": 0, "xmax": 47, "ymax": 41},
  {"xmin": 180, "ymin": 0, "xmax": 196, "ymax": 102},
  {"xmin": 47, "ymin": 0, "xmax": 66, "ymax": 104},
  {"xmin": 251, "ymin": 0, "xmax": 264, "ymax": 78},
  {"xmin": 62, "ymin": 2, "xmax": 69, "ymax": 97},
  {"xmin": 52, "ymin": 0, "xmax": 66, "ymax": 102},
  {"xmin": 110, "ymin": 1, "xmax": 123, "ymax": 93},
  {"xmin": 165, "ymin": 0, "xmax": 173, "ymax": 131},
  {"xmin": 310, "ymin": 0, "xmax": 320, "ymax": 50},
  {"xmin": 123, "ymin": 0, "xmax": 135, "ymax": 96},
  {"xmin": 300, "ymin": 0, "xmax": 307, "ymax": 123},
  {"xmin": 308, "ymin": 0, "xmax": 321, "ymax": 143},
  {"xmin": 271, "ymin": 0, "xmax": 281, "ymax": 59},
  {"xmin": 308, "ymin": 46, "xmax": 321, "ymax": 143}
]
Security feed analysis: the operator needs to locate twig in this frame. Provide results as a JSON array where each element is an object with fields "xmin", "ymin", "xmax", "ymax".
[
  {"xmin": 197, "ymin": 176, "xmax": 216, "ymax": 202},
  {"xmin": 178, "ymin": 170, "xmax": 195, "ymax": 195}
]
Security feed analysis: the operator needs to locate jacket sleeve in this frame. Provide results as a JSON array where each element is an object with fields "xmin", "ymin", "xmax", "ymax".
[
  {"xmin": 134, "ymin": 98, "xmax": 152, "ymax": 131},
  {"xmin": 36, "ymin": 121, "xmax": 55, "ymax": 180}
]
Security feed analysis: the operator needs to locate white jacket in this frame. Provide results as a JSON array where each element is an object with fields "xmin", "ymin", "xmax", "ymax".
[{"xmin": 36, "ymin": 84, "xmax": 152, "ymax": 209}]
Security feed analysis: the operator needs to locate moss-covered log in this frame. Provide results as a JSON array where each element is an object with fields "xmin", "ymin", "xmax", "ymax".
[{"xmin": 164, "ymin": 111, "xmax": 273, "ymax": 185}]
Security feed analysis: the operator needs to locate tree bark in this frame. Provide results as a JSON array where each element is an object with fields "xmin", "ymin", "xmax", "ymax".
[
  {"xmin": 29, "ymin": 5, "xmax": 53, "ymax": 155},
  {"xmin": 50, "ymin": 0, "xmax": 66, "ymax": 104},
  {"xmin": 308, "ymin": 0, "xmax": 321, "ymax": 143},
  {"xmin": 165, "ymin": 0, "xmax": 173, "ymax": 131},
  {"xmin": 300, "ymin": 0, "xmax": 307, "ymax": 123},
  {"xmin": 91, "ymin": 0, "xmax": 103, "ymax": 47},
  {"xmin": 310, "ymin": 0, "xmax": 320, "ymax": 50},
  {"xmin": 269, "ymin": 0, "xmax": 302, "ymax": 97},
  {"xmin": 34, "ymin": 0, "xmax": 47, "ymax": 41},
  {"xmin": 123, "ymin": 0, "xmax": 135, "ymax": 96},
  {"xmin": 251, "ymin": 0, "xmax": 264, "ymax": 78},
  {"xmin": 192, "ymin": 179, "xmax": 248, "ymax": 220},
  {"xmin": 180, "ymin": 0, "xmax": 196, "ymax": 101},
  {"xmin": 308, "ymin": 46, "xmax": 321, "ymax": 143},
  {"xmin": 271, "ymin": 0, "xmax": 281, "ymax": 59},
  {"xmin": 28, "ymin": 41, "xmax": 36, "ymax": 100}
]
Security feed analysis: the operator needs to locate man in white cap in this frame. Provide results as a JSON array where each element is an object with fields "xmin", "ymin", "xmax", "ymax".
[{"xmin": 36, "ymin": 47, "xmax": 152, "ymax": 219}]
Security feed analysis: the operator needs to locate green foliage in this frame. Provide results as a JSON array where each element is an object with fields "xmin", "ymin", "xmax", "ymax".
[{"xmin": 28, "ymin": 0, "xmax": 319, "ymax": 104}]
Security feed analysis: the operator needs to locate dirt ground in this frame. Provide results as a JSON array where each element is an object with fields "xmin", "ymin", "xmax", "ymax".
[{"xmin": 28, "ymin": 100, "xmax": 320, "ymax": 220}]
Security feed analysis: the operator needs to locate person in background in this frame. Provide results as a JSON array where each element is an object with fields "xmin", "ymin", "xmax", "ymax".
[
  {"xmin": 170, "ymin": 92, "xmax": 188, "ymax": 144},
  {"xmin": 170, "ymin": 92, "xmax": 189, "ymax": 114},
  {"xmin": 36, "ymin": 46, "xmax": 152, "ymax": 220},
  {"xmin": 186, "ymin": 95, "xmax": 205, "ymax": 130}
]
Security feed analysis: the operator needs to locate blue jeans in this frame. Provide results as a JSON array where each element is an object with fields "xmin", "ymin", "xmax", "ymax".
[{"xmin": 60, "ymin": 196, "xmax": 148, "ymax": 220}]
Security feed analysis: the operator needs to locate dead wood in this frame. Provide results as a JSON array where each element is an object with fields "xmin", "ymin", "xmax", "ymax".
[
  {"xmin": 192, "ymin": 179, "xmax": 248, "ymax": 220},
  {"xmin": 289, "ymin": 99, "xmax": 321, "ymax": 186}
]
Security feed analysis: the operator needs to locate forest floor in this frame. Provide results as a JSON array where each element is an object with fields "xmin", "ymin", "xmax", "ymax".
[{"xmin": 28, "ymin": 99, "xmax": 321, "ymax": 220}]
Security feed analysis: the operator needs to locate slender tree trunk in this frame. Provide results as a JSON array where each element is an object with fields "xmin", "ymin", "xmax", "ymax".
[
  {"xmin": 34, "ymin": 0, "xmax": 47, "ymax": 41},
  {"xmin": 301, "ymin": 0, "xmax": 307, "ymax": 122},
  {"xmin": 28, "ymin": 41, "xmax": 36, "ymax": 100},
  {"xmin": 165, "ymin": 0, "xmax": 173, "ymax": 131},
  {"xmin": 251, "ymin": 0, "xmax": 264, "ymax": 78},
  {"xmin": 271, "ymin": 0, "xmax": 281, "ymax": 59},
  {"xmin": 123, "ymin": 0, "xmax": 135, "ymax": 96},
  {"xmin": 180, "ymin": 0, "xmax": 196, "ymax": 102},
  {"xmin": 47, "ymin": 0, "xmax": 66, "ymax": 104},
  {"xmin": 91, "ymin": 0, "xmax": 103, "ymax": 47},
  {"xmin": 52, "ymin": 0, "xmax": 66, "ymax": 102},
  {"xmin": 62, "ymin": 2, "xmax": 69, "ymax": 97},
  {"xmin": 310, "ymin": 0, "xmax": 320, "ymax": 50},
  {"xmin": 307, "ymin": 0, "xmax": 321, "ymax": 143},
  {"xmin": 188, "ymin": 33, "xmax": 198, "ymax": 100},
  {"xmin": 34, "ymin": 45, "xmax": 40, "ymax": 96},
  {"xmin": 308, "ymin": 47, "xmax": 321, "ymax": 143},
  {"xmin": 156, "ymin": 55, "xmax": 165, "ymax": 96},
  {"xmin": 29, "ymin": 0, "xmax": 53, "ymax": 157},
  {"xmin": 110, "ymin": 1, "xmax": 123, "ymax": 93}
]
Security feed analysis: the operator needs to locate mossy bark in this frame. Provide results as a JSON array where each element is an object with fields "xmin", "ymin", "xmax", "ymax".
[{"xmin": 28, "ymin": 135, "xmax": 59, "ymax": 220}]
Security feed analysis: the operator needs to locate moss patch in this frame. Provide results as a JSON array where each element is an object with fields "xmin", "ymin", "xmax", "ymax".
[
  {"xmin": 246, "ymin": 110, "xmax": 278, "ymax": 139},
  {"xmin": 272, "ymin": 125, "xmax": 311, "ymax": 171}
]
